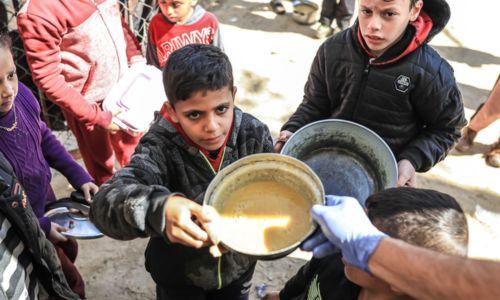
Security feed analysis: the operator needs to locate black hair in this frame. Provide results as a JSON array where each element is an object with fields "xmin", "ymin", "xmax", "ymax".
[
  {"xmin": 0, "ymin": 30, "xmax": 12, "ymax": 53},
  {"xmin": 366, "ymin": 187, "xmax": 469, "ymax": 257},
  {"xmin": 162, "ymin": 44, "xmax": 233, "ymax": 105}
]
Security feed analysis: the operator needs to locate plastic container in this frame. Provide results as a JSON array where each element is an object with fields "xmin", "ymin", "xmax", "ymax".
[{"xmin": 103, "ymin": 63, "xmax": 166, "ymax": 133}]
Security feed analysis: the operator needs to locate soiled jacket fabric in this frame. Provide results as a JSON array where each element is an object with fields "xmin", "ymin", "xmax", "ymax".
[
  {"xmin": 90, "ymin": 107, "xmax": 273, "ymax": 290},
  {"xmin": 0, "ymin": 152, "xmax": 78, "ymax": 300},
  {"xmin": 282, "ymin": 0, "xmax": 466, "ymax": 172}
]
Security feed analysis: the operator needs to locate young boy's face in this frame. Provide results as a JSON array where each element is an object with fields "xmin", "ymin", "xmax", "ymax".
[
  {"xmin": 358, "ymin": 0, "xmax": 422, "ymax": 57},
  {"xmin": 0, "ymin": 47, "xmax": 18, "ymax": 113},
  {"xmin": 159, "ymin": 0, "xmax": 195, "ymax": 24},
  {"xmin": 167, "ymin": 86, "xmax": 236, "ymax": 151}
]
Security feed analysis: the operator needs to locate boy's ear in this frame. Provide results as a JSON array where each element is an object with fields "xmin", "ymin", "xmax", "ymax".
[
  {"xmin": 409, "ymin": 0, "xmax": 423, "ymax": 22},
  {"xmin": 165, "ymin": 102, "xmax": 180, "ymax": 123}
]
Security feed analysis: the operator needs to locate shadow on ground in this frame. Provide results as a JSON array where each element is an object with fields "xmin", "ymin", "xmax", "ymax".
[
  {"xmin": 214, "ymin": 0, "xmax": 318, "ymax": 38},
  {"xmin": 418, "ymin": 173, "xmax": 500, "ymax": 215},
  {"xmin": 434, "ymin": 45, "xmax": 500, "ymax": 68},
  {"xmin": 457, "ymin": 82, "xmax": 490, "ymax": 111}
]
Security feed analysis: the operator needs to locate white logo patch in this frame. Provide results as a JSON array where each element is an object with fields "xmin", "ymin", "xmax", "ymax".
[{"xmin": 395, "ymin": 75, "xmax": 411, "ymax": 93}]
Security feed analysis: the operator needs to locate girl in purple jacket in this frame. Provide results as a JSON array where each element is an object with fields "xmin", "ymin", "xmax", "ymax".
[{"xmin": 0, "ymin": 32, "xmax": 96, "ymax": 298}]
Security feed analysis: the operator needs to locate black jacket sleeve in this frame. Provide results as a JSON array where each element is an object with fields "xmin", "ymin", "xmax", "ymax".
[
  {"xmin": 282, "ymin": 43, "xmax": 333, "ymax": 133},
  {"xmin": 398, "ymin": 60, "xmax": 466, "ymax": 172},
  {"xmin": 90, "ymin": 132, "xmax": 172, "ymax": 240}
]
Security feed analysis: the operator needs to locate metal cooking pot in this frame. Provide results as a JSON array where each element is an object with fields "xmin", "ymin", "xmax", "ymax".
[
  {"xmin": 203, "ymin": 153, "xmax": 324, "ymax": 260},
  {"xmin": 281, "ymin": 119, "xmax": 397, "ymax": 205}
]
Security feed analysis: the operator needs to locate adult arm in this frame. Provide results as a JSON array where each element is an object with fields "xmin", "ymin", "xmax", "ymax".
[
  {"xmin": 305, "ymin": 196, "xmax": 500, "ymax": 300},
  {"xmin": 398, "ymin": 61, "xmax": 467, "ymax": 172},
  {"xmin": 89, "ymin": 131, "xmax": 172, "ymax": 240},
  {"xmin": 17, "ymin": 13, "xmax": 112, "ymax": 128},
  {"xmin": 281, "ymin": 43, "xmax": 333, "ymax": 133},
  {"xmin": 369, "ymin": 238, "xmax": 500, "ymax": 300}
]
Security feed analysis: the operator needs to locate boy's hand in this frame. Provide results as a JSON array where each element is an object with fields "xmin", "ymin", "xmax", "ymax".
[
  {"xmin": 262, "ymin": 292, "xmax": 280, "ymax": 300},
  {"xmin": 48, "ymin": 222, "xmax": 68, "ymax": 243},
  {"xmin": 164, "ymin": 195, "xmax": 209, "ymax": 248},
  {"xmin": 201, "ymin": 206, "xmax": 229, "ymax": 257},
  {"xmin": 80, "ymin": 182, "xmax": 99, "ymax": 203},
  {"xmin": 397, "ymin": 159, "xmax": 416, "ymax": 187},
  {"xmin": 273, "ymin": 130, "xmax": 293, "ymax": 153}
]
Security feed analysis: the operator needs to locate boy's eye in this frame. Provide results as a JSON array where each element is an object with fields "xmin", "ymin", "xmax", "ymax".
[
  {"xmin": 383, "ymin": 11, "xmax": 397, "ymax": 17},
  {"xmin": 216, "ymin": 106, "xmax": 228, "ymax": 114},
  {"xmin": 360, "ymin": 8, "xmax": 371, "ymax": 15},
  {"xmin": 187, "ymin": 112, "xmax": 201, "ymax": 120}
]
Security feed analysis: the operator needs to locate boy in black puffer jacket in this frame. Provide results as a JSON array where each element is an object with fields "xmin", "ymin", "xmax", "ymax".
[
  {"xmin": 90, "ymin": 44, "xmax": 273, "ymax": 300},
  {"xmin": 275, "ymin": 0, "xmax": 466, "ymax": 187}
]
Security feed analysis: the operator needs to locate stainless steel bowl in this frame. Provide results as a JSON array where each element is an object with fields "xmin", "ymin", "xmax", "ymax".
[
  {"xmin": 281, "ymin": 119, "xmax": 397, "ymax": 205},
  {"xmin": 203, "ymin": 153, "xmax": 325, "ymax": 260}
]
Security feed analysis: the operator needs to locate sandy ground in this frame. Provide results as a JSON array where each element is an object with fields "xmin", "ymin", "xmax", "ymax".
[{"xmin": 49, "ymin": 0, "xmax": 500, "ymax": 298}]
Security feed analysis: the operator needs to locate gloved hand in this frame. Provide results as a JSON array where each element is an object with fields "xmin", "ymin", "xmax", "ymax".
[{"xmin": 302, "ymin": 195, "xmax": 387, "ymax": 271}]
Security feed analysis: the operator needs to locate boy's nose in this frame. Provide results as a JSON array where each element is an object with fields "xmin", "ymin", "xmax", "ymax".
[
  {"xmin": 204, "ymin": 115, "xmax": 219, "ymax": 132},
  {"xmin": 367, "ymin": 16, "xmax": 382, "ymax": 31}
]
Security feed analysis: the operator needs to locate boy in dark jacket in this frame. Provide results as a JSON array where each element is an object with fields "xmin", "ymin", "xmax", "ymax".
[
  {"xmin": 275, "ymin": 0, "xmax": 466, "ymax": 187},
  {"xmin": 263, "ymin": 188, "xmax": 469, "ymax": 300},
  {"xmin": 90, "ymin": 44, "xmax": 273, "ymax": 300}
]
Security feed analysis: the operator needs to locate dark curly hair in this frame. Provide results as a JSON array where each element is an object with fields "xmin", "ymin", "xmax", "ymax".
[{"xmin": 163, "ymin": 44, "xmax": 233, "ymax": 105}]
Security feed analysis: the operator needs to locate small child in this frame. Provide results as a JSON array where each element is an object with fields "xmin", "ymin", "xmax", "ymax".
[
  {"xmin": 0, "ymin": 33, "xmax": 97, "ymax": 298},
  {"xmin": 91, "ymin": 44, "xmax": 273, "ymax": 299},
  {"xmin": 146, "ymin": 0, "xmax": 224, "ymax": 69},
  {"xmin": 275, "ymin": 0, "xmax": 466, "ymax": 187},
  {"xmin": 264, "ymin": 187, "xmax": 469, "ymax": 300}
]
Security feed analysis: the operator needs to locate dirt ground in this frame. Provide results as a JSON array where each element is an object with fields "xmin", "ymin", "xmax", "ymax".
[{"xmin": 50, "ymin": 0, "xmax": 500, "ymax": 299}]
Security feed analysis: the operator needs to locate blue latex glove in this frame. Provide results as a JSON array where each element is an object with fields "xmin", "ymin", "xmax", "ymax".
[{"xmin": 302, "ymin": 195, "xmax": 387, "ymax": 271}]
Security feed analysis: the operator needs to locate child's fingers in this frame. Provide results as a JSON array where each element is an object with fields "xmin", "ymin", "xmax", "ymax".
[
  {"xmin": 169, "ymin": 225, "xmax": 205, "ymax": 248},
  {"xmin": 177, "ymin": 210, "xmax": 208, "ymax": 242}
]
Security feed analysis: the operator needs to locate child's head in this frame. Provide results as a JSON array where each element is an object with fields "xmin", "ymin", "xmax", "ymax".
[
  {"xmin": 0, "ymin": 32, "xmax": 17, "ymax": 113},
  {"xmin": 344, "ymin": 187, "xmax": 468, "ymax": 298},
  {"xmin": 358, "ymin": 0, "xmax": 423, "ymax": 57},
  {"xmin": 163, "ymin": 44, "xmax": 236, "ymax": 151},
  {"xmin": 158, "ymin": 0, "xmax": 197, "ymax": 24}
]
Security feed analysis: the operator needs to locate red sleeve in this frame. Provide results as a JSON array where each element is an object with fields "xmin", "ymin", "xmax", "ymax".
[
  {"xmin": 120, "ymin": 15, "xmax": 144, "ymax": 63},
  {"xmin": 17, "ymin": 13, "xmax": 112, "ymax": 128}
]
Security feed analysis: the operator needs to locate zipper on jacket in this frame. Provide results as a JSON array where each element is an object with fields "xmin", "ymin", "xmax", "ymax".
[
  {"xmin": 352, "ymin": 58, "xmax": 374, "ymax": 119},
  {"xmin": 198, "ymin": 148, "xmax": 226, "ymax": 289},
  {"xmin": 198, "ymin": 147, "xmax": 227, "ymax": 175},
  {"xmin": 217, "ymin": 256, "xmax": 222, "ymax": 289}
]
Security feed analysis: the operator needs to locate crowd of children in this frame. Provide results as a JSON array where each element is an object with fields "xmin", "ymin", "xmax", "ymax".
[{"xmin": 1, "ymin": 0, "xmax": 496, "ymax": 298}]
